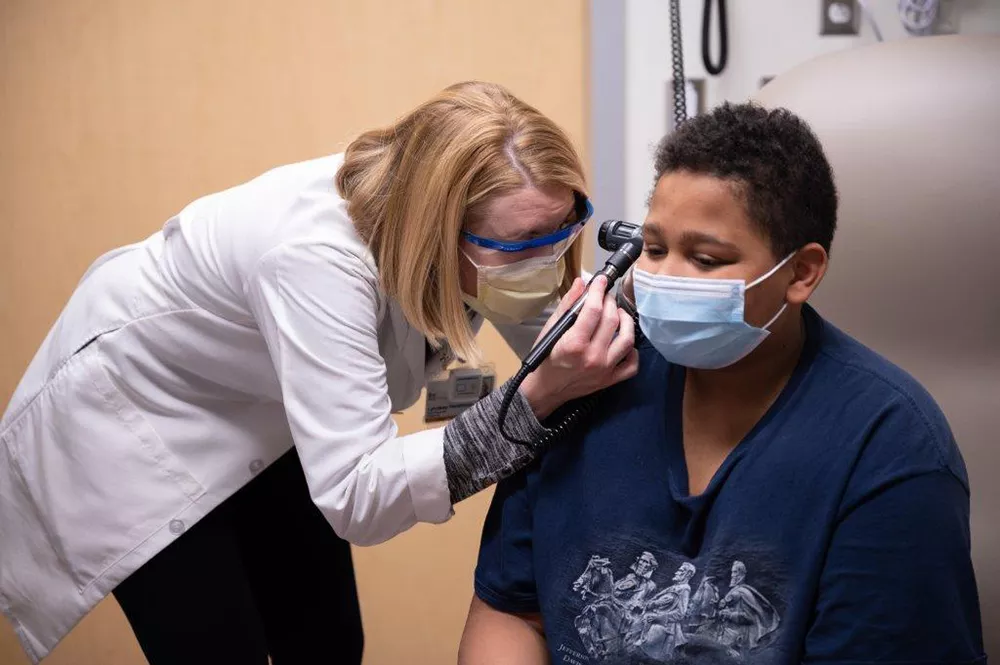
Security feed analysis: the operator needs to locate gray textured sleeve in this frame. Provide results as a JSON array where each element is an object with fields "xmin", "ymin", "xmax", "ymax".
[{"xmin": 442, "ymin": 380, "xmax": 550, "ymax": 504}]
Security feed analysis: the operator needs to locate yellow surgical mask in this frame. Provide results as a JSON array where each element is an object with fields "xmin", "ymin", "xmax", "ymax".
[{"xmin": 461, "ymin": 253, "xmax": 566, "ymax": 325}]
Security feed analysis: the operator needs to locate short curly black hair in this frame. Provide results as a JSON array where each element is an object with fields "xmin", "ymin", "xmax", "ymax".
[{"xmin": 654, "ymin": 102, "xmax": 838, "ymax": 256}]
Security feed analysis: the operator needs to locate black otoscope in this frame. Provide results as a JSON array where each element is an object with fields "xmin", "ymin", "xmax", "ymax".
[{"xmin": 497, "ymin": 220, "xmax": 643, "ymax": 445}]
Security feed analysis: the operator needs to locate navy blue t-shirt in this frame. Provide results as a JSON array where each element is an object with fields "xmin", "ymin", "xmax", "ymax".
[{"xmin": 475, "ymin": 306, "xmax": 985, "ymax": 664}]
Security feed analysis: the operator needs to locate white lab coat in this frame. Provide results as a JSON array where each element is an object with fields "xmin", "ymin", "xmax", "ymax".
[{"xmin": 0, "ymin": 154, "xmax": 545, "ymax": 662}]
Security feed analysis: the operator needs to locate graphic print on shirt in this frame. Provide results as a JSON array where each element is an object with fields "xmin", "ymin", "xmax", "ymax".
[{"xmin": 563, "ymin": 550, "xmax": 781, "ymax": 663}]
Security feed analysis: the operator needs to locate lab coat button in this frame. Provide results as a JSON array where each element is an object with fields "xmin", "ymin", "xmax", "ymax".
[
  {"xmin": 169, "ymin": 519, "xmax": 186, "ymax": 535},
  {"xmin": 249, "ymin": 459, "xmax": 264, "ymax": 475}
]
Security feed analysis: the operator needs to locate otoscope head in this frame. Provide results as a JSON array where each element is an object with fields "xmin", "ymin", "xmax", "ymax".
[{"xmin": 598, "ymin": 220, "xmax": 642, "ymax": 252}]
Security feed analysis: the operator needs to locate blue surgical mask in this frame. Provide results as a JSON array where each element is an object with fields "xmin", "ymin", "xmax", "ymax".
[{"xmin": 633, "ymin": 254, "xmax": 795, "ymax": 369}]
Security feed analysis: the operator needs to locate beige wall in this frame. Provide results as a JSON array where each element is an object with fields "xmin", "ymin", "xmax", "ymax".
[{"xmin": 0, "ymin": 1, "xmax": 588, "ymax": 663}]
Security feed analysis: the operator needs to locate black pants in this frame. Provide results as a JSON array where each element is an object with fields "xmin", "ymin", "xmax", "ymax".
[{"xmin": 114, "ymin": 449, "xmax": 364, "ymax": 665}]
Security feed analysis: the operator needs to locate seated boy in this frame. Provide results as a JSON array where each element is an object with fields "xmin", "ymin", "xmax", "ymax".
[{"xmin": 459, "ymin": 103, "xmax": 985, "ymax": 664}]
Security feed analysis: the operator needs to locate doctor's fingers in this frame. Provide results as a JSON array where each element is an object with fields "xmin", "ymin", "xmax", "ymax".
[
  {"xmin": 605, "ymin": 308, "xmax": 636, "ymax": 367},
  {"xmin": 609, "ymin": 348, "xmax": 640, "ymax": 385},
  {"xmin": 569, "ymin": 275, "xmax": 610, "ymax": 342},
  {"xmin": 588, "ymin": 290, "xmax": 624, "ymax": 360}
]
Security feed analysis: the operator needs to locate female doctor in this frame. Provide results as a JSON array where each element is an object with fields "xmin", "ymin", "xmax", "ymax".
[{"xmin": 0, "ymin": 81, "xmax": 638, "ymax": 664}]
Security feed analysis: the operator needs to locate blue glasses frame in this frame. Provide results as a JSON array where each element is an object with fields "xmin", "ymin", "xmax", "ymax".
[{"xmin": 461, "ymin": 194, "xmax": 594, "ymax": 253}]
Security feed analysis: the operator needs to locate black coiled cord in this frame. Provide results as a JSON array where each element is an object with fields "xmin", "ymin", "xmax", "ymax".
[
  {"xmin": 701, "ymin": 0, "xmax": 728, "ymax": 76},
  {"xmin": 669, "ymin": 0, "xmax": 688, "ymax": 130},
  {"xmin": 497, "ymin": 364, "xmax": 601, "ymax": 449}
]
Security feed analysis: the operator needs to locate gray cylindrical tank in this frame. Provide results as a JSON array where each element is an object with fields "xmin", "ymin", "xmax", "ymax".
[{"xmin": 755, "ymin": 34, "xmax": 1000, "ymax": 651}]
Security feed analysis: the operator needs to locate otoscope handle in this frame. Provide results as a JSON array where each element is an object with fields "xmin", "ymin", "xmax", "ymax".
[
  {"xmin": 522, "ymin": 279, "xmax": 598, "ymax": 371},
  {"xmin": 522, "ymin": 235, "xmax": 643, "ymax": 371}
]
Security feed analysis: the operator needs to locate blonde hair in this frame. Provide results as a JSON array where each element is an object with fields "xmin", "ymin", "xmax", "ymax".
[{"xmin": 336, "ymin": 81, "xmax": 587, "ymax": 362}]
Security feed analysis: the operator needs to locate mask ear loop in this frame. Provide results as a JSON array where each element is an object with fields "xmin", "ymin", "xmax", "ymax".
[
  {"xmin": 746, "ymin": 252, "xmax": 796, "ymax": 289},
  {"xmin": 747, "ymin": 251, "xmax": 796, "ymax": 331},
  {"xmin": 760, "ymin": 302, "xmax": 788, "ymax": 331},
  {"xmin": 460, "ymin": 247, "xmax": 483, "ymax": 269}
]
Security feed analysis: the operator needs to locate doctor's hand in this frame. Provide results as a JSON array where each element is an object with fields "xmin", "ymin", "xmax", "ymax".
[{"xmin": 519, "ymin": 276, "xmax": 639, "ymax": 421}]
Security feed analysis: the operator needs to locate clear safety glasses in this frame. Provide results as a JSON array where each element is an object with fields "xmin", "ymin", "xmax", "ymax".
[{"xmin": 461, "ymin": 192, "xmax": 593, "ymax": 263}]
